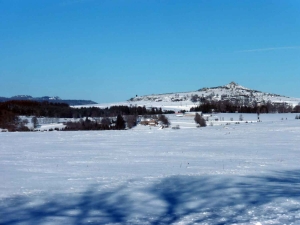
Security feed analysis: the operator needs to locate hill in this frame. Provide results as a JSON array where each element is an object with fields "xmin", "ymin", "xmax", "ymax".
[
  {"xmin": 126, "ymin": 82, "xmax": 300, "ymax": 110},
  {"xmin": 0, "ymin": 95, "xmax": 97, "ymax": 105}
]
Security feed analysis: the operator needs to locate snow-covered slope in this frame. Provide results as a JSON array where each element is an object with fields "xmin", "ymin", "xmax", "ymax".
[
  {"xmin": 78, "ymin": 82, "xmax": 299, "ymax": 112},
  {"xmin": 129, "ymin": 82, "xmax": 300, "ymax": 107}
]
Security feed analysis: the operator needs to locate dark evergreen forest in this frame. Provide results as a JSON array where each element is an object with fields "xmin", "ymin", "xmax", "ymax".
[
  {"xmin": 0, "ymin": 100, "xmax": 173, "ymax": 131},
  {"xmin": 190, "ymin": 100, "xmax": 300, "ymax": 114}
]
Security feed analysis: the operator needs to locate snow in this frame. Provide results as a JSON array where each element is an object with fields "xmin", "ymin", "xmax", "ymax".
[
  {"xmin": 78, "ymin": 82, "xmax": 300, "ymax": 110},
  {"xmin": 1, "ymin": 113, "xmax": 300, "ymax": 224},
  {"xmin": 75, "ymin": 97, "xmax": 300, "ymax": 114},
  {"xmin": 33, "ymin": 123, "xmax": 66, "ymax": 131}
]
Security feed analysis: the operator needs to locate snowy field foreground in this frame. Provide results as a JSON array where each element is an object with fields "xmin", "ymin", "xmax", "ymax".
[{"xmin": 1, "ymin": 114, "xmax": 300, "ymax": 224}]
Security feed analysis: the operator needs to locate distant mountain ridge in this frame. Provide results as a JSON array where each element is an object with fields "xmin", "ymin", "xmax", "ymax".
[
  {"xmin": 128, "ymin": 82, "xmax": 299, "ymax": 107},
  {"xmin": 0, "ymin": 95, "xmax": 97, "ymax": 105}
]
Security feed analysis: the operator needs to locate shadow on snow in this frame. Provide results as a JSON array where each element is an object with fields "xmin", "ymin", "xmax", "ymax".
[{"xmin": 1, "ymin": 170, "xmax": 300, "ymax": 225}]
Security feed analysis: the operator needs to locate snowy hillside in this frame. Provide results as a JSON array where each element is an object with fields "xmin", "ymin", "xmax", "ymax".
[
  {"xmin": 1, "ymin": 114, "xmax": 300, "ymax": 224},
  {"xmin": 128, "ymin": 82, "xmax": 300, "ymax": 108},
  {"xmin": 77, "ymin": 82, "xmax": 300, "ymax": 112}
]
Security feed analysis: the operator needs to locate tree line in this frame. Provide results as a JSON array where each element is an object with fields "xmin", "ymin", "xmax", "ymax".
[
  {"xmin": 190, "ymin": 100, "xmax": 300, "ymax": 114},
  {"xmin": 63, "ymin": 115, "xmax": 132, "ymax": 131},
  {"xmin": 0, "ymin": 100, "xmax": 173, "ymax": 131}
]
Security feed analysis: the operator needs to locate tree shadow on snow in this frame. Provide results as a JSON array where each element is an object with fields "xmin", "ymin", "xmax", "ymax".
[
  {"xmin": 1, "ymin": 170, "xmax": 300, "ymax": 225},
  {"xmin": 149, "ymin": 170, "xmax": 300, "ymax": 224}
]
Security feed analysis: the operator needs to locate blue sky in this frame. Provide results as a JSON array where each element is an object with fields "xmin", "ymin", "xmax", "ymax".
[{"xmin": 1, "ymin": 0, "xmax": 300, "ymax": 103}]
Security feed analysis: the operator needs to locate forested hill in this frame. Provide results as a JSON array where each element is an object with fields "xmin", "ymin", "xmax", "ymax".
[{"xmin": 0, "ymin": 95, "xmax": 97, "ymax": 105}]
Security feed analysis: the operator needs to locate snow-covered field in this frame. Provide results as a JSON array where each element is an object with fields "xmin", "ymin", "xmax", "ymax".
[{"xmin": 1, "ymin": 113, "xmax": 300, "ymax": 224}]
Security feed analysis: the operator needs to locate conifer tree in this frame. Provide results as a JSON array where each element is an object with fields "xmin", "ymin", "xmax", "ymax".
[{"xmin": 115, "ymin": 115, "xmax": 125, "ymax": 130}]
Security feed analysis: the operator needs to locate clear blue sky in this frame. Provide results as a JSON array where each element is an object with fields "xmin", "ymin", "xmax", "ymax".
[{"xmin": 1, "ymin": 0, "xmax": 300, "ymax": 103}]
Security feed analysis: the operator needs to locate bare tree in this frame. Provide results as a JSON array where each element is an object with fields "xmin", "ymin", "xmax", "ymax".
[
  {"xmin": 190, "ymin": 94, "xmax": 199, "ymax": 103},
  {"xmin": 101, "ymin": 117, "xmax": 111, "ymax": 126},
  {"xmin": 31, "ymin": 116, "xmax": 38, "ymax": 128},
  {"xmin": 194, "ymin": 113, "xmax": 206, "ymax": 127},
  {"xmin": 19, "ymin": 118, "xmax": 29, "ymax": 127},
  {"xmin": 125, "ymin": 115, "xmax": 137, "ymax": 129},
  {"xmin": 158, "ymin": 115, "xmax": 170, "ymax": 127}
]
